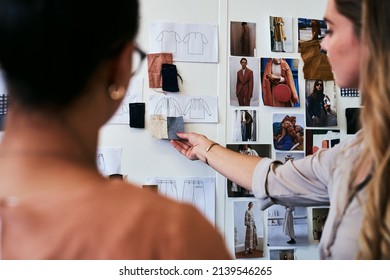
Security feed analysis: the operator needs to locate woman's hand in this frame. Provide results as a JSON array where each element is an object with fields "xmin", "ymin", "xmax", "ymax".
[{"xmin": 170, "ymin": 132, "xmax": 214, "ymax": 163}]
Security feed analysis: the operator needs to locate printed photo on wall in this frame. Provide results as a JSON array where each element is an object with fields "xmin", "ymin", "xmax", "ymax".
[
  {"xmin": 232, "ymin": 109, "xmax": 258, "ymax": 143},
  {"xmin": 275, "ymin": 151, "xmax": 304, "ymax": 164},
  {"xmin": 273, "ymin": 113, "xmax": 304, "ymax": 151},
  {"xmin": 226, "ymin": 144, "xmax": 271, "ymax": 197},
  {"xmin": 234, "ymin": 200, "xmax": 264, "ymax": 259},
  {"xmin": 305, "ymin": 80, "xmax": 338, "ymax": 127},
  {"xmin": 297, "ymin": 18, "xmax": 327, "ymax": 52},
  {"xmin": 305, "ymin": 129, "xmax": 340, "ymax": 156},
  {"xmin": 267, "ymin": 204, "xmax": 309, "ymax": 247},
  {"xmin": 229, "ymin": 56, "xmax": 260, "ymax": 107},
  {"xmin": 230, "ymin": 21, "xmax": 256, "ymax": 57},
  {"xmin": 312, "ymin": 207, "xmax": 329, "ymax": 242},
  {"xmin": 269, "ymin": 16, "xmax": 293, "ymax": 53},
  {"xmin": 269, "ymin": 249, "xmax": 295, "ymax": 260},
  {"xmin": 261, "ymin": 57, "xmax": 300, "ymax": 107}
]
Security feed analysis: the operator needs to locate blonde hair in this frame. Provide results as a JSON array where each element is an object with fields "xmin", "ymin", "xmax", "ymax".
[{"xmin": 357, "ymin": 0, "xmax": 390, "ymax": 259}]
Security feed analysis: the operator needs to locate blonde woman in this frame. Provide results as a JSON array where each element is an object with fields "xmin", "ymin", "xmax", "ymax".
[{"xmin": 172, "ymin": 0, "xmax": 390, "ymax": 259}]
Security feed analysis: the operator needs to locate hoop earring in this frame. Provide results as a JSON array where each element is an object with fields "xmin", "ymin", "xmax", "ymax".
[{"xmin": 108, "ymin": 84, "xmax": 125, "ymax": 100}]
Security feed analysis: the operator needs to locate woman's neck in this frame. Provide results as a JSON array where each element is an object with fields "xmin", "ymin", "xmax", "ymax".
[{"xmin": 0, "ymin": 107, "xmax": 98, "ymax": 169}]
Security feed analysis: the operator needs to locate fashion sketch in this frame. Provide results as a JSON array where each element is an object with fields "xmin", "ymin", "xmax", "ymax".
[
  {"xmin": 183, "ymin": 32, "xmax": 208, "ymax": 55},
  {"xmin": 149, "ymin": 94, "xmax": 218, "ymax": 123},
  {"xmin": 156, "ymin": 30, "xmax": 181, "ymax": 53},
  {"xmin": 96, "ymin": 147, "xmax": 122, "ymax": 177},
  {"xmin": 156, "ymin": 179, "xmax": 178, "ymax": 200},
  {"xmin": 182, "ymin": 180, "xmax": 206, "ymax": 213},
  {"xmin": 146, "ymin": 177, "xmax": 216, "ymax": 225},
  {"xmin": 149, "ymin": 22, "xmax": 218, "ymax": 63},
  {"xmin": 154, "ymin": 97, "xmax": 183, "ymax": 117},
  {"xmin": 183, "ymin": 98, "xmax": 212, "ymax": 119}
]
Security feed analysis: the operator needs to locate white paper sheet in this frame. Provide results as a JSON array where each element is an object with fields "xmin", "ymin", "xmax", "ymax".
[
  {"xmin": 96, "ymin": 147, "xmax": 122, "ymax": 177},
  {"xmin": 148, "ymin": 94, "xmax": 218, "ymax": 123},
  {"xmin": 149, "ymin": 22, "xmax": 218, "ymax": 63},
  {"xmin": 145, "ymin": 176, "xmax": 216, "ymax": 225}
]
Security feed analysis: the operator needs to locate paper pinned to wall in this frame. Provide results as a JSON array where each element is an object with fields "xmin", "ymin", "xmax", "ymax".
[
  {"xmin": 96, "ymin": 147, "xmax": 122, "ymax": 177},
  {"xmin": 149, "ymin": 22, "xmax": 218, "ymax": 63},
  {"xmin": 107, "ymin": 77, "xmax": 143, "ymax": 124},
  {"xmin": 149, "ymin": 93, "xmax": 218, "ymax": 123},
  {"xmin": 145, "ymin": 176, "xmax": 216, "ymax": 225}
]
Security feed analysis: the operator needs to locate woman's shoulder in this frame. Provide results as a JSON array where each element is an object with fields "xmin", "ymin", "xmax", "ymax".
[
  {"xmin": 92, "ymin": 181, "xmax": 231, "ymax": 259},
  {"xmin": 87, "ymin": 181, "xmax": 215, "ymax": 232}
]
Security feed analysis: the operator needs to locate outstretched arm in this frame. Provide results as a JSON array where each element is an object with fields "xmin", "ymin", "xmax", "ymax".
[{"xmin": 170, "ymin": 132, "xmax": 262, "ymax": 190}]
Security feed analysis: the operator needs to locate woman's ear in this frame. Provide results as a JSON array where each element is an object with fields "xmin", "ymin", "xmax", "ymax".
[{"xmin": 110, "ymin": 42, "xmax": 134, "ymax": 92}]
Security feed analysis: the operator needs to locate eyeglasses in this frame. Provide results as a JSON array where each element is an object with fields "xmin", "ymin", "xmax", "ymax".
[{"xmin": 131, "ymin": 46, "xmax": 147, "ymax": 76}]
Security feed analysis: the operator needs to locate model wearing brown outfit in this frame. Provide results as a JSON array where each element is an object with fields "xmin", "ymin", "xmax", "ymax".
[
  {"xmin": 236, "ymin": 58, "xmax": 254, "ymax": 106},
  {"xmin": 262, "ymin": 58, "xmax": 299, "ymax": 107}
]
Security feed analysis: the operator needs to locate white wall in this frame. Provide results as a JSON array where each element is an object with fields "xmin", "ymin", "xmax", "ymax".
[{"xmin": 98, "ymin": 0, "xmax": 361, "ymax": 259}]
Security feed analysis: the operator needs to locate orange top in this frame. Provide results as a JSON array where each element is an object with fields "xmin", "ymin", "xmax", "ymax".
[{"xmin": 0, "ymin": 182, "xmax": 231, "ymax": 260}]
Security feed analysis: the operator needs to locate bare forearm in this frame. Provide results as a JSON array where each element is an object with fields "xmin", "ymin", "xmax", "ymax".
[
  {"xmin": 170, "ymin": 132, "xmax": 263, "ymax": 191},
  {"xmin": 204, "ymin": 144, "xmax": 262, "ymax": 190}
]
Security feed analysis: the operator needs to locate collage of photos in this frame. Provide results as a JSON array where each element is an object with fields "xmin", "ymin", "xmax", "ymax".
[{"xmin": 227, "ymin": 13, "xmax": 357, "ymax": 260}]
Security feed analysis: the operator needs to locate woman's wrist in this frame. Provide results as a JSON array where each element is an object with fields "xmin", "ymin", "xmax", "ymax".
[{"xmin": 204, "ymin": 142, "xmax": 219, "ymax": 165}]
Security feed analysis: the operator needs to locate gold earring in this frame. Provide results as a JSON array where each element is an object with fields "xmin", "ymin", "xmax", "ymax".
[{"xmin": 108, "ymin": 84, "xmax": 125, "ymax": 100}]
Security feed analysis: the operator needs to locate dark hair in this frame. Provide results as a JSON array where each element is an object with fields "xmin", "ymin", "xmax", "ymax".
[
  {"xmin": 312, "ymin": 79, "xmax": 324, "ymax": 95},
  {"xmin": 335, "ymin": 0, "xmax": 362, "ymax": 37},
  {"xmin": 240, "ymin": 58, "xmax": 247, "ymax": 64},
  {"xmin": 0, "ymin": 0, "xmax": 139, "ymax": 108}
]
